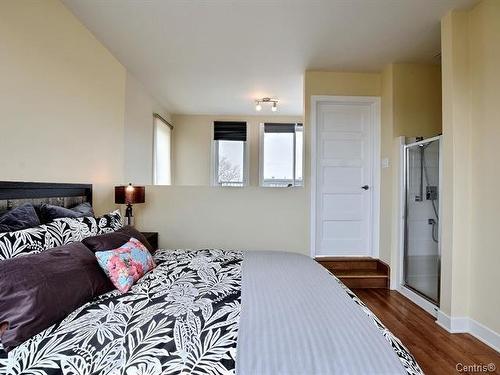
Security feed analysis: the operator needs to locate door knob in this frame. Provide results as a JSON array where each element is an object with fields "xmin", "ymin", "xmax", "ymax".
[{"xmin": 361, "ymin": 185, "xmax": 369, "ymax": 190}]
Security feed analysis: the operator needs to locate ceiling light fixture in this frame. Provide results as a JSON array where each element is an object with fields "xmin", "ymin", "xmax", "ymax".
[{"xmin": 255, "ymin": 97, "xmax": 278, "ymax": 112}]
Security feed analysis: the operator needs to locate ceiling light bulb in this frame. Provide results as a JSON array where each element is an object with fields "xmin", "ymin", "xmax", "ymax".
[
  {"xmin": 255, "ymin": 102, "xmax": 262, "ymax": 111},
  {"xmin": 272, "ymin": 102, "xmax": 277, "ymax": 112}
]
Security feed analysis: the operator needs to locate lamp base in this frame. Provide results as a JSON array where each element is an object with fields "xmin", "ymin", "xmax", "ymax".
[
  {"xmin": 125, "ymin": 215, "xmax": 135, "ymax": 227},
  {"xmin": 125, "ymin": 204, "xmax": 135, "ymax": 227}
]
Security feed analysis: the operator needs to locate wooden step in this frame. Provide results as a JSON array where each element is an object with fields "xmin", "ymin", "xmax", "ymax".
[
  {"xmin": 315, "ymin": 257, "xmax": 390, "ymax": 289},
  {"xmin": 316, "ymin": 257, "xmax": 378, "ymax": 271},
  {"xmin": 336, "ymin": 270, "xmax": 388, "ymax": 289},
  {"xmin": 335, "ymin": 270, "xmax": 387, "ymax": 278}
]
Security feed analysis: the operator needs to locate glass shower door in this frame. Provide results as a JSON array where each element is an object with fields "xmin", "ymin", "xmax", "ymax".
[{"xmin": 404, "ymin": 137, "xmax": 440, "ymax": 305}]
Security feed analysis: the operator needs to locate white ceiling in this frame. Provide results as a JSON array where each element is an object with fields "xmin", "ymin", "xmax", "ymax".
[{"xmin": 63, "ymin": 0, "xmax": 475, "ymax": 116}]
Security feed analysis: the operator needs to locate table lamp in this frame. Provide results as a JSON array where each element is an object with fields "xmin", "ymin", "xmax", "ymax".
[{"xmin": 114, "ymin": 183, "xmax": 145, "ymax": 226}]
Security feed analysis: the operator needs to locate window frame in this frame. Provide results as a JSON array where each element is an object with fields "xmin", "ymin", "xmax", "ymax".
[
  {"xmin": 211, "ymin": 123, "xmax": 249, "ymax": 187},
  {"xmin": 259, "ymin": 122, "xmax": 304, "ymax": 188},
  {"xmin": 153, "ymin": 113, "xmax": 173, "ymax": 185}
]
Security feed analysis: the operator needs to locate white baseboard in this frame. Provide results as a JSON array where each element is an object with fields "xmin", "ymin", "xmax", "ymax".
[
  {"xmin": 398, "ymin": 286, "xmax": 438, "ymax": 317},
  {"xmin": 436, "ymin": 310, "xmax": 469, "ymax": 332},
  {"xmin": 437, "ymin": 310, "xmax": 500, "ymax": 353},
  {"xmin": 390, "ymin": 277, "xmax": 398, "ymax": 290},
  {"xmin": 469, "ymin": 319, "xmax": 500, "ymax": 353}
]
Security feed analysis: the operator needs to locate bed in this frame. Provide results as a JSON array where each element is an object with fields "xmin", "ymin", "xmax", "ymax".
[{"xmin": 0, "ymin": 182, "xmax": 423, "ymax": 375}]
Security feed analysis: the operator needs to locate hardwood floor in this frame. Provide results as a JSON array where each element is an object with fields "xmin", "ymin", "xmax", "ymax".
[{"xmin": 353, "ymin": 289, "xmax": 500, "ymax": 375}]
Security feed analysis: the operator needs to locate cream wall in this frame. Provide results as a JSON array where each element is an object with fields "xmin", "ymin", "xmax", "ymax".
[
  {"xmin": 124, "ymin": 72, "xmax": 170, "ymax": 185},
  {"xmin": 135, "ymin": 186, "xmax": 308, "ymax": 253},
  {"xmin": 440, "ymin": 0, "xmax": 500, "ymax": 337},
  {"xmin": 393, "ymin": 64, "xmax": 442, "ymax": 138},
  {"xmin": 0, "ymin": 0, "xmax": 126, "ymax": 214},
  {"xmin": 467, "ymin": 0, "xmax": 500, "ymax": 336},
  {"xmin": 171, "ymin": 114, "xmax": 211, "ymax": 186},
  {"xmin": 380, "ymin": 66, "xmax": 397, "ymax": 283},
  {"xmin": 438, "ymin": 0, "xmax": 500, "ymax": 342},
  {"xmin": 440, "ymin": 9, "xmax": 472, "ymax": 322},
  {"xmin": 172, "ymin": 114, "xmax": 302, "ymax": 186}
]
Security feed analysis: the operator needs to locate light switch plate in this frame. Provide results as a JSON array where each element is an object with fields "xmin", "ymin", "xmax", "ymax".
[{"xmin": 381, "ymin": 158, "xmax": 390, "ymax": 168}]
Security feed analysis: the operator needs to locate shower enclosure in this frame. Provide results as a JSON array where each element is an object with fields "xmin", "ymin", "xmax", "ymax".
[{"xmin": 403, "ymin": 136, "xmax": 441, "ymax": 305}]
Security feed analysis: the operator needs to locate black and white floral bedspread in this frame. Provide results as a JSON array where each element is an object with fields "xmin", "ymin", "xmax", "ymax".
[{"xmin": 0, "ymin": 249, "xmax": 243, "ymax": 375}]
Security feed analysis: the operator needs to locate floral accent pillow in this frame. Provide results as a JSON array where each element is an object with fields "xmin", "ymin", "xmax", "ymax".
[{"xmin": 95, "ymin": 237, "xmax": 156, "ymax": 293}]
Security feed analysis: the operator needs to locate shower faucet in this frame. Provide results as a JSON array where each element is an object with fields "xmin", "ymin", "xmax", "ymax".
[{"xmin": 426, "ymin": 186, "xmax": 438, "ymax": 200}]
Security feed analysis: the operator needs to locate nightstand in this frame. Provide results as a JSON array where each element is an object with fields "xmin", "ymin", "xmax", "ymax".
[{"xmin": 141, "ymin": 232, "xmax": 158, "ymax": 250}]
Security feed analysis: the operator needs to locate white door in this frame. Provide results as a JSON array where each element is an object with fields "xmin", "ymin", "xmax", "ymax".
[{"xmin": 314, "ymin": 98, "xmax": 379, "ymax": 257}]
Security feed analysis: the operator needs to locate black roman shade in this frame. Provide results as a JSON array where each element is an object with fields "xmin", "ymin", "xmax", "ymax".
[
  {"xmin": 264, "ymin": 123, "xmax": 299, "ymax": 133},
  {"xmin": 214, "ymin": 121, "xmax": 247, "ymax": 141}
]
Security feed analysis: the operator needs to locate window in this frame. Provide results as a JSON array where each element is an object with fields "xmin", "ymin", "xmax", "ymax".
[
  {"xmin": 212, "ymin": 121, "xmax": 248, "ymax": 187},
  {"xmin": 153, "ymin": 114, "xmax": 173, "ymax": 185},
  {"xmin": 260, "ymin": 123, "xmax": 303, "ymax": 187}
]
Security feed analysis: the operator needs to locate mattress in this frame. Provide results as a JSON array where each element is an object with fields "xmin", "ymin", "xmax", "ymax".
[{"xmin": 0, "ymin": 249, "xmax": 422, "ymax": 375}]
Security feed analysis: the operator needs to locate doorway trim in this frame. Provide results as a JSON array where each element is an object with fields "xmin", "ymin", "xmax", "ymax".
[
  {"xmin": 310, "ymin": 95, "xmax": 381, "ymax": 258},
  {"xmin": 397, "ymin": 135, "xmax": 442, "ymax": 314}
]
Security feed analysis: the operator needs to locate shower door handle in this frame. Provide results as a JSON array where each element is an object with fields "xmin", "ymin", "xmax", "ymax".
[{"xmin": 361, "ymin": 185, "xmax": 369, "ymax": 190}]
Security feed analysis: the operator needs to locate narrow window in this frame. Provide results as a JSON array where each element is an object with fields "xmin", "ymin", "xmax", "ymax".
[
  {"xmin": 260, "ymin": 123, "xmax": 303, "ymax": 187},
  {"xmin": 212, "ymin": 121, "xmax": 247, "ymax": 187},
  {"xmin": 153, "ymin": 114, "xmax": 173, "ymax": 185}
]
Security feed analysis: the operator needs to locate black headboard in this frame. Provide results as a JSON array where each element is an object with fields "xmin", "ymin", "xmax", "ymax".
[{"xmin": 0, "ymin": 181, "xmax": 92, "ymax": 213}]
